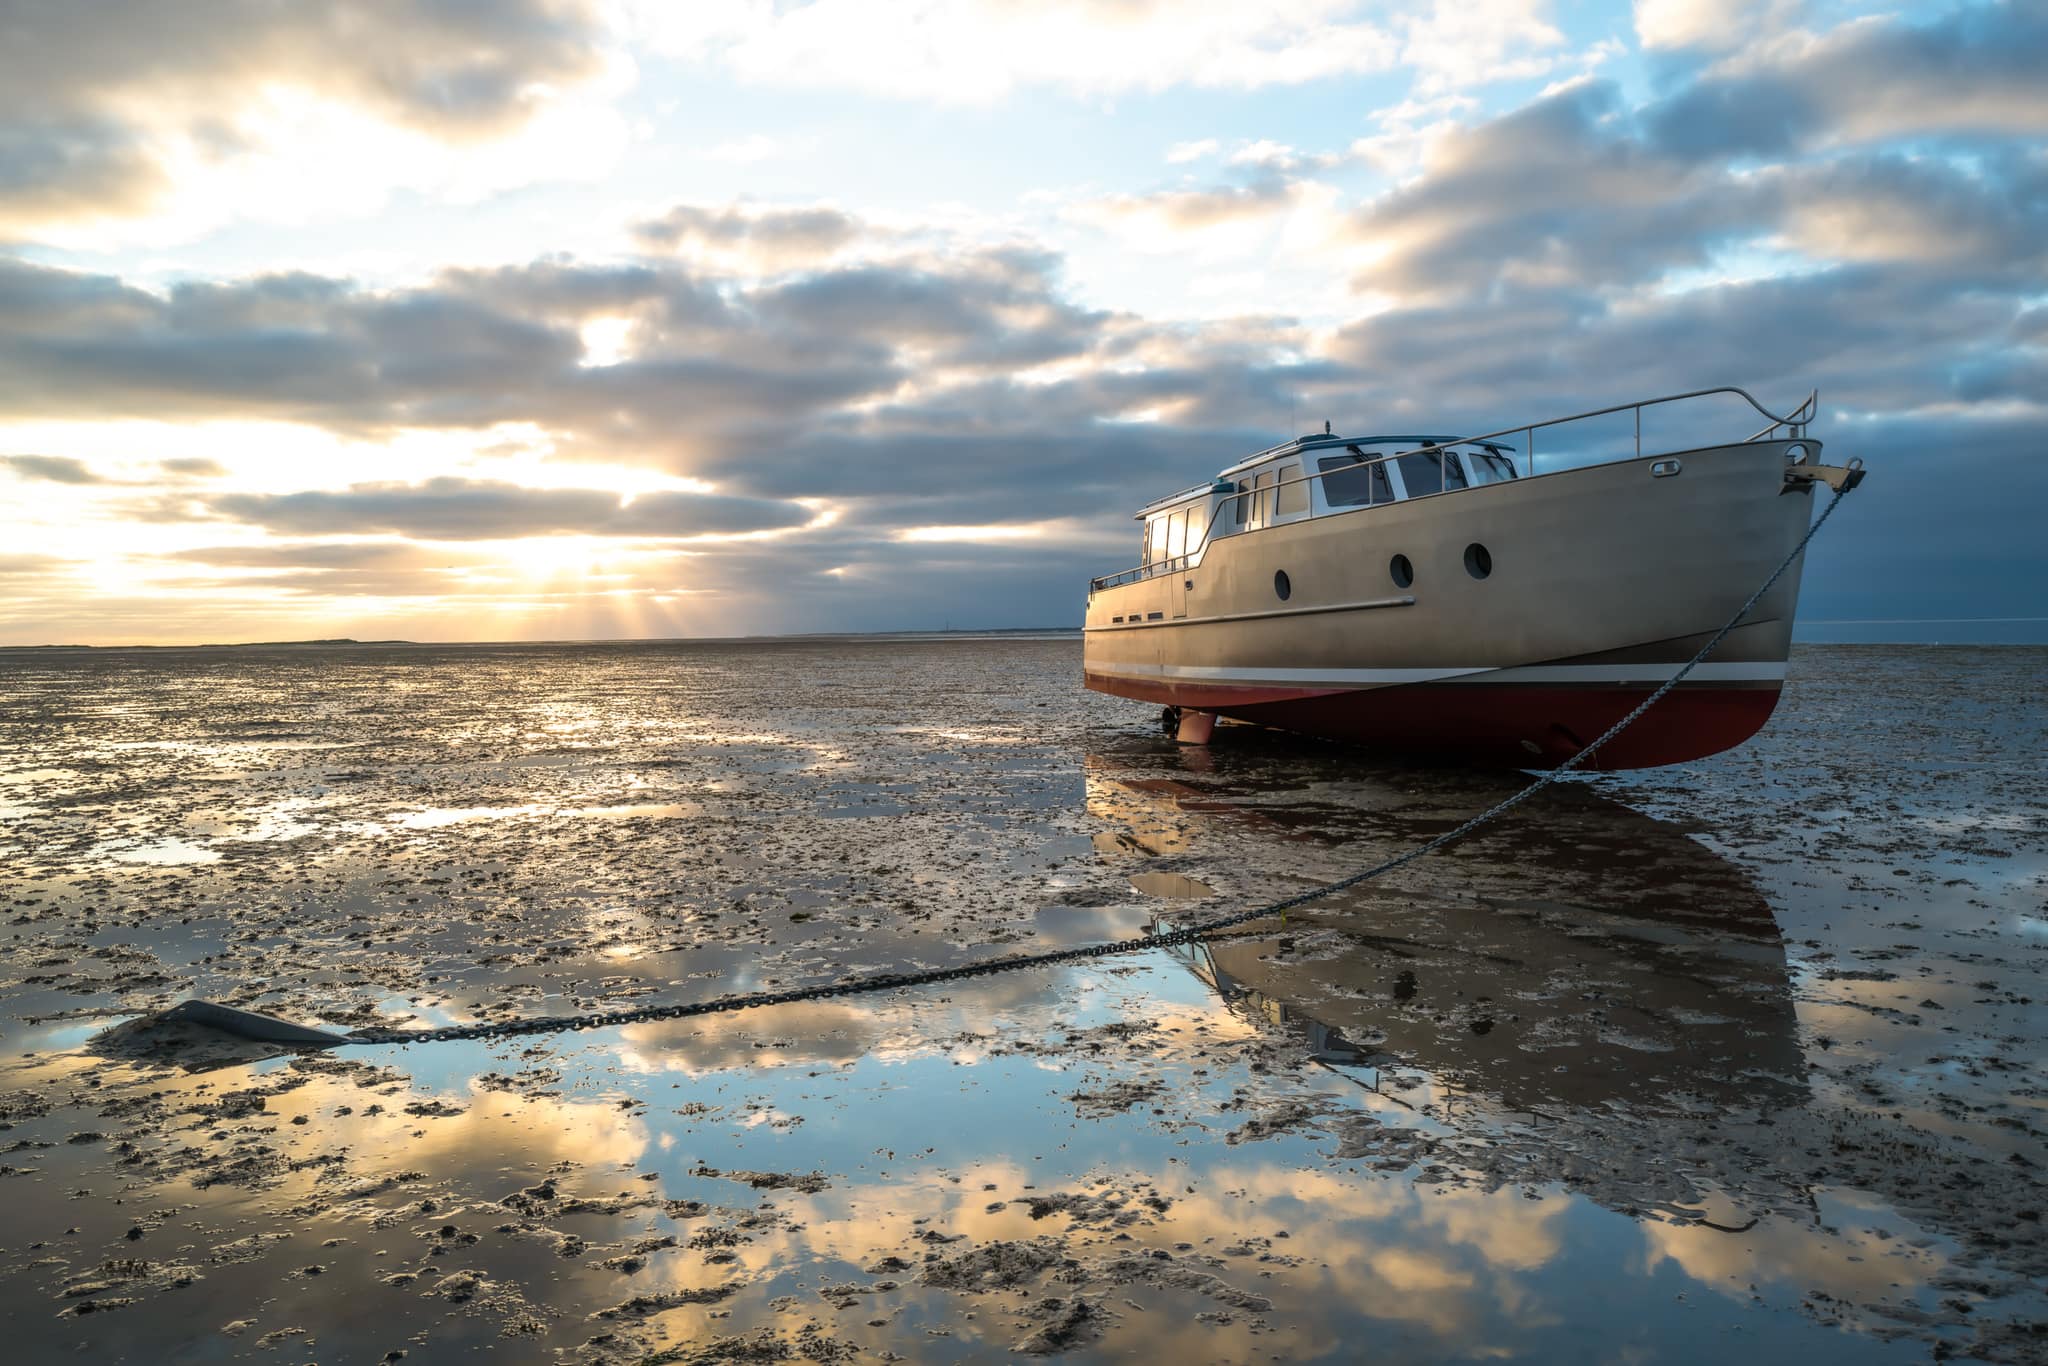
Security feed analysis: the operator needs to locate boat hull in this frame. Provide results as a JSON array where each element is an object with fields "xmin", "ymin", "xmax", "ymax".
[{"xmin": 1083, "ymin": 440, "xmax": 1820, "ymax": 769}]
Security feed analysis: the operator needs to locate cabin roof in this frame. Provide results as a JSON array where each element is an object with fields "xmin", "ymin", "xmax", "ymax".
[
  {"xmin": 1131, "ymin": 431, "xmax": 1521, "ymax": 518},
  {"xmin": 1218, "ymin": 432, "xmax": 1516, "ymax": 477},
  {"xmin": 1131, "ymin": 482, "xmax": 1219, "ymax": 519}
]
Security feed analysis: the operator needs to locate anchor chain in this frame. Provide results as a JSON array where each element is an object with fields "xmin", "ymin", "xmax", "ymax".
[{"xmin": 346, "ymin": 485, "xmax": 1854, "ymax": 1048}]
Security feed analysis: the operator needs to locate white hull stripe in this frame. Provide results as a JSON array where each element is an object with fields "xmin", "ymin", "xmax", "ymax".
[{"xmin": 1088, "ymin": 660, "xmax": 1788, "ymax": 686}]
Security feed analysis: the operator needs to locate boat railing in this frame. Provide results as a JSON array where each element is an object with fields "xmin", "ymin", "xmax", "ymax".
[
  {"xmin": 1340, "ymin": 385, "xmax": 1816, "ymax": 482},
  {"xmin": 1090, "ymin": 514, "xmax": 1225, "ymax": 591},
  {"xmin": 1089, "ymin": 385, "xmax": 1817, "ymax": 593}
]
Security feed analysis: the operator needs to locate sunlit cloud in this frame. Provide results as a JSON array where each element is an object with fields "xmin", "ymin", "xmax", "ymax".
[
  {"xmin": 894, "ymin": 523, "xmax": 1052, "ymax": 544},
  {"xmin": 0, "ymin": 0, "xmax": 636, "ymax": 245}
]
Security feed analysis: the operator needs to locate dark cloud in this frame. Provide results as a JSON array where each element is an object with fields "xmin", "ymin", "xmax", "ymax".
[
  {"xmin": 1644, "ymin": 2, "xmax": 2048, "ymax": 160},
  {"xmin": 1346, "ymin": 83, "xmax": 1752, "ymax": 301},
  {"xmin": 0, "ymin": 254, "xmax": 902, "ymax": 433},
  {"xmin": 754, "ymin": 250, "xmax": 1107, "ymax": 368},
  {"xmin": 0, "ymin": 0, "xmax": 617, "ymax": 232},
  {"xmin": 2, "ymin": 453, "xmax": 102, "ymax": 484},
  {"xmin": 1324, "ymin": 265, "xmax": 2021, "ymax": 424},
  {"xmin": 200, "ymin": 479, "xmax": 814, "ymax": 541}
]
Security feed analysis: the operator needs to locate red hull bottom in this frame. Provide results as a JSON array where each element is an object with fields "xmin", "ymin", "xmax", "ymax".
[{"xmin": 1085, "ymin": 674, "xmax": 1783, "ymax": 770}]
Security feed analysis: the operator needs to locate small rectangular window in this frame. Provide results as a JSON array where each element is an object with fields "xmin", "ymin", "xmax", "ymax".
[
  {"xmin": 1396, "ymin": 451, "xmax": 1449, "ymax": 496},
  {"xmin": 1275, "ymin": 464, "xmax": 1306, "ymax": 516},
  {"xmin": 1318, "ymin": 453, "xmax": 1379, "ymax": 507}
]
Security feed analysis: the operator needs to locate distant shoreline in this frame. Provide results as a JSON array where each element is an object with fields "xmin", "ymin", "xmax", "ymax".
[
  {"xmin": 6, "ymin": 623, "xmax": 2048, "ymax": 653},
  {"xmin": 0, "ymin": 627, "xmax": 1089, "ymax": 652}
]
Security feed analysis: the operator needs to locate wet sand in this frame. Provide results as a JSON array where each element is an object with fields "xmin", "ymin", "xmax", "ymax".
[{"xmin": 0, "ymin": 639, "xmax": 2042, "ymax": 1362}]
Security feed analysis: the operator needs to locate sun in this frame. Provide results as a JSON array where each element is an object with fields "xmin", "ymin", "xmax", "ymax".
[{"xmin": 496, "ymin": 535, "xmax": 623, "ymax": 583}]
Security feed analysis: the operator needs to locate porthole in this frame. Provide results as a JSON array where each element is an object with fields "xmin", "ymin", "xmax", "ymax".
[
  {"xmin": 1463, "ymin": 543, "xmax": 1492, "ymax": 580},
  {"xmin": 1273, "ymin": 569, "xmax": 1292, "ymax": 601},
  {"xmin": 1389, "ymin": 554, "xmax": 1414, "ymax": 589}
]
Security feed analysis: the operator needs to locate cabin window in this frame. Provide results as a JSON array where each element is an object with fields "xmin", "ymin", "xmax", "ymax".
[
  {"xmin": 1440, "ymin": 452, "xmax": 1470, "ymax": 491},
  {"xmin": 1275, "ymin": 463, "xmax": 1307, "ymax": 517},
  {"xmin": 1240, "ymin": 470, "xmax": 1274, "ymax": 528},
  {"xmin": 1166, "ymin": 509, "xmax": 1188, "ymax": 560},
  {"xmin": 1467, "ymin": 451, "xmax": 1518, "ymax": 483},
  {"xmin": 1215, "ymin": 487, "xmax": 1242, "ymax": 535},
  {"xmin": 1185, "ymin": 500, "xmax": 1208, "ymax": 556},
  {"xmin": 1395, "ymin": 450, "xmax": 1460, "ymax": 496},
  {"xmin": 1319, "ymin": 452, "xmax": 1392, "ymax": 507}
]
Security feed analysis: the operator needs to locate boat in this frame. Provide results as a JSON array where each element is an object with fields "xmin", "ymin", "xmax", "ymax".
[{"xmin": 1081, "ymin": 387, "xmax": 1865, "ymax": 769}]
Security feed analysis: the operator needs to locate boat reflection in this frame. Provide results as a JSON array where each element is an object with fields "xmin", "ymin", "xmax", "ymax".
[{"xmin": 1085, "ymin": 737, "xmax": 1806, "ymax": 1118}]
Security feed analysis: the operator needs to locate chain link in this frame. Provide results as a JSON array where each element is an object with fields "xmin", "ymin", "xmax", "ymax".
[{"xmin": 348, "ymin": 486, "xmax": 1852, "ymax": 1048}]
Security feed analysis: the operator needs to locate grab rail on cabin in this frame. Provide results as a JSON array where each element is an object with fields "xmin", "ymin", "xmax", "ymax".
[{"xmin": 1089, "ymin": 385, "xmax": 1818, "ymax": 592}]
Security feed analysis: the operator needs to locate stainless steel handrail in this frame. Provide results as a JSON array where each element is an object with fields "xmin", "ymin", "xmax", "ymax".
[
  {"xmin": 1092, "ymin": 505, "xmax": 1227, "ymax": 590},
  {"xmin": 1089, "ymin": 385, "xmax": 1817, "ymax": 590},
  {"xmin": 1399, "ymin": 385, "xmax": 1817, "ymax": 477}
]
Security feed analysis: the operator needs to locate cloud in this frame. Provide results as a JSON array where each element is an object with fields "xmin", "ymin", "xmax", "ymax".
[
  {"xmin": 2, "ymin": 453, "xmax": 103, "ymax": 484},
  {"xmin": 167, "ymin": 541, "xmax": 461, "ymax": 570},
  {"xmin": 1083, "ymin": 172, "xmax": 1304, "ymax": 235},
  {"xmin": 1342, "ymin": 82, "xmax": 1748, "ymax": 301},
  {"xmin": 1634, "ymin": 0, "xmax": 1798, "ymax": 53},
  {"xmin": 157, "ymin": 457, "xmax": 228, "ymax": 479},
  {"xmin": 0, "ymin": 253, "xmax": 907, "ymax": 438},
  {"xmin": 199, "ymin": 479, "xmax": 816, "ymax": 541},
  {"xmin": 1643, "ymin": 2, "xmax": 2048, "ymax": 160},
  {"xmin": 0, "ymin": 552, "xmax": 69, "ymax": 578},
  {"xmin": 632, "ymin": 203, "xmax": 864, "ymax": 271},
  {"xmin": 1339, "ymin": 46, "xmax": 2048, "ymax": 305},
  {"xmin": 0, "ymin": 0, "xmax": 628, "ymax": 241}
]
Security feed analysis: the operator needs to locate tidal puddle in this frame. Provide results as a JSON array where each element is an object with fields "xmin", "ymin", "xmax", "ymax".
[{"xmin": 105, "ymin": 836, "xmax": 223, "ymax": 865}]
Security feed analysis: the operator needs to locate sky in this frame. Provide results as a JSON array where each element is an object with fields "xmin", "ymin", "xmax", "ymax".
[{"xmin": 0, "ymin": 0, "xmax": 2043, "ymax": 646}]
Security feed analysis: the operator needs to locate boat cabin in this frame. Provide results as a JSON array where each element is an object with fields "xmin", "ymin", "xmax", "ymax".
[{"xmin": 1127, "ymin": 433, "xmax": 1519, "ymax": 578}]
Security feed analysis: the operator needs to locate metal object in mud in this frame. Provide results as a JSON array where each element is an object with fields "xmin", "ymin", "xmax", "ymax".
[{"xmin": 158, "ymin": 998, "xmax": 352, "ymax": 1046}]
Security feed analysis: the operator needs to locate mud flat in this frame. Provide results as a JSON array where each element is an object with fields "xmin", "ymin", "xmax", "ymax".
[{"xmin": 0, "ymin": 639, "xmax": 2042, "ymax": 1362}]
